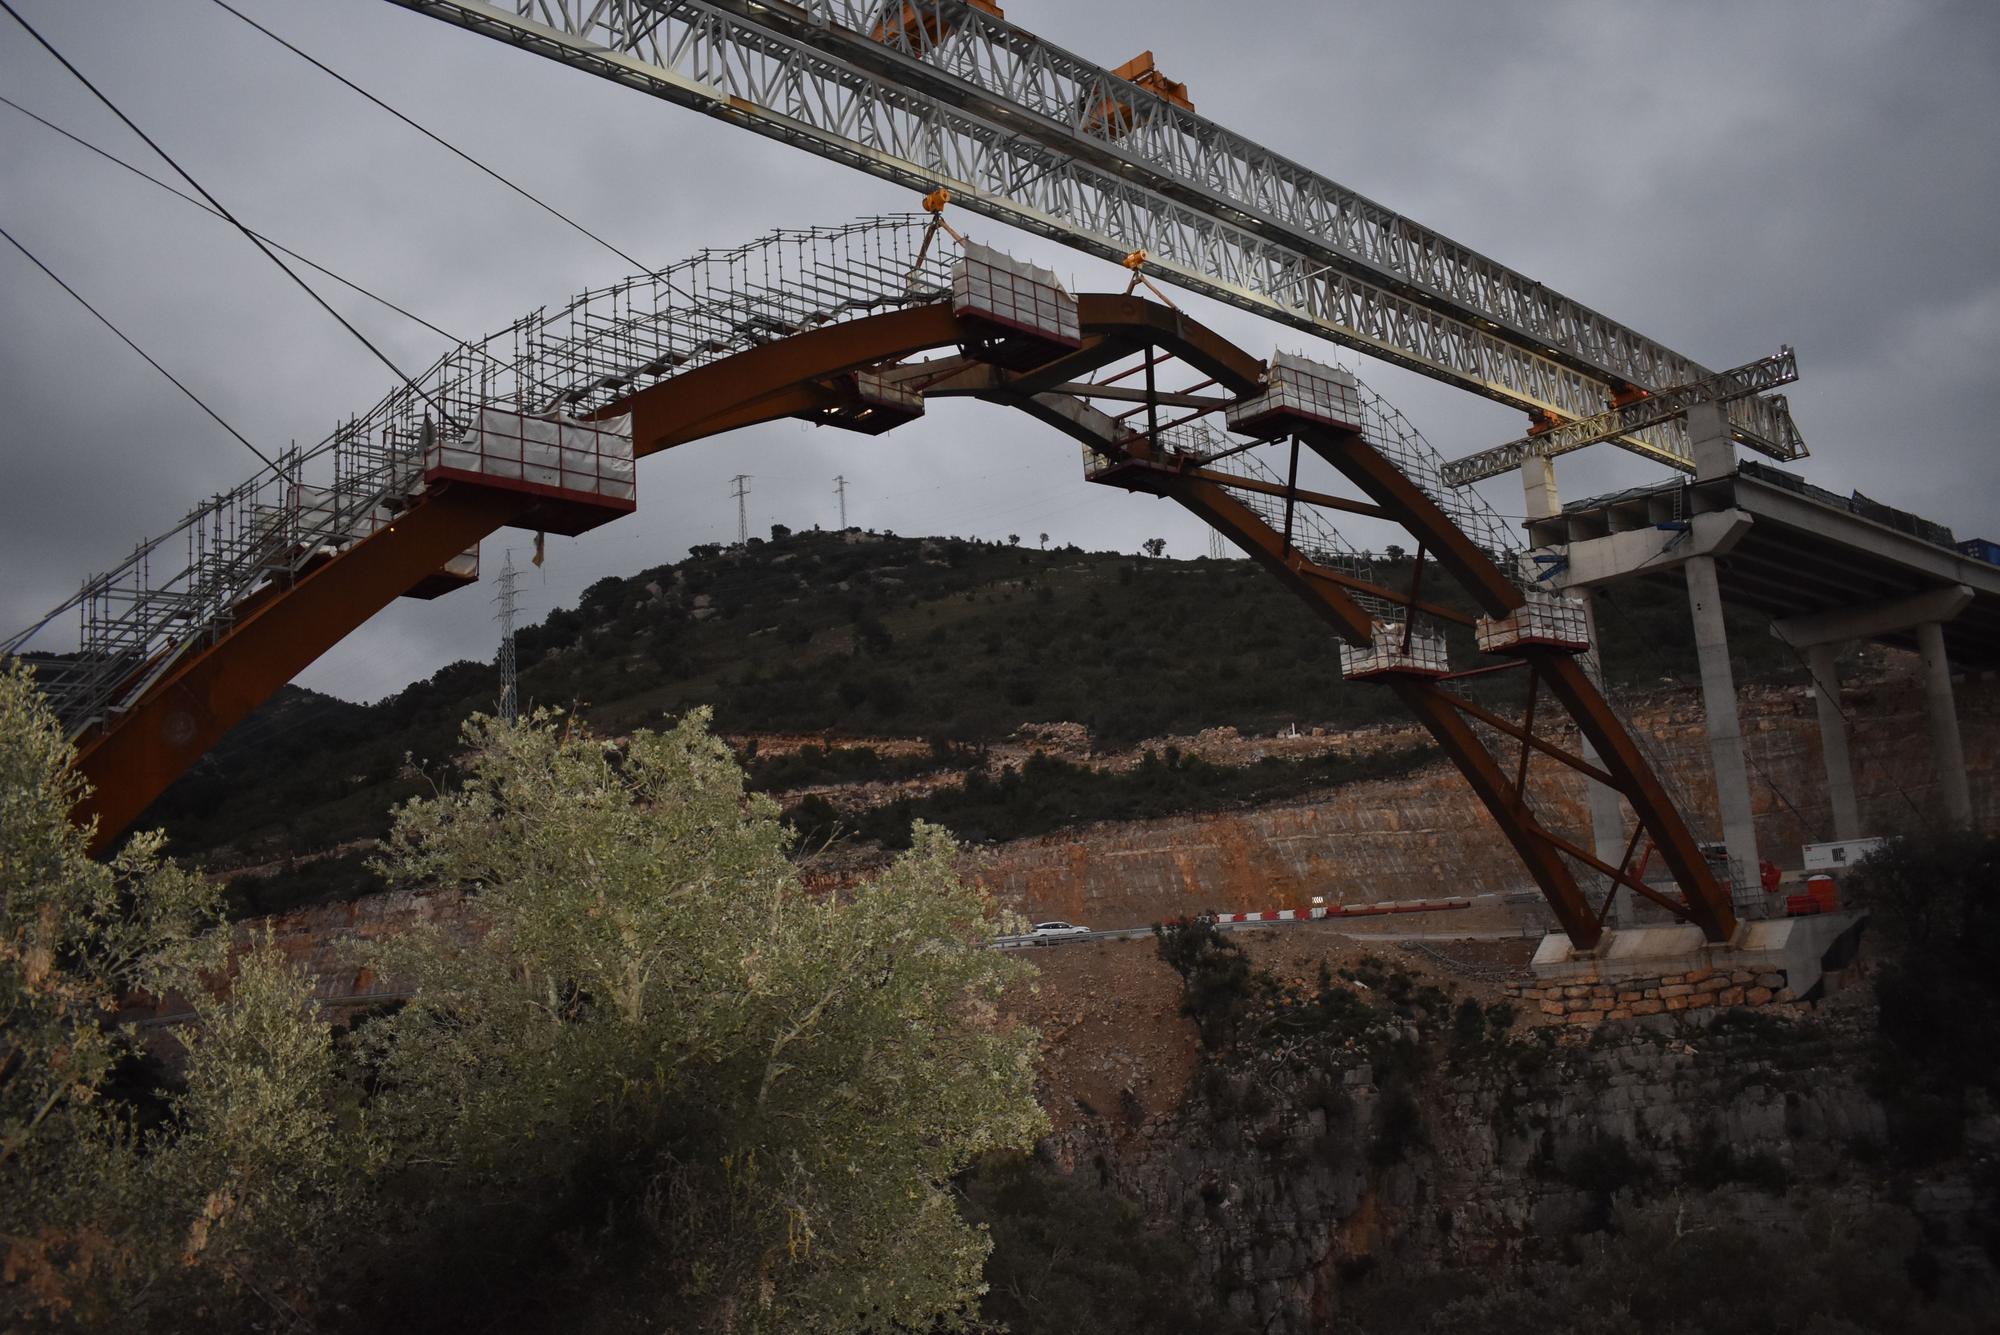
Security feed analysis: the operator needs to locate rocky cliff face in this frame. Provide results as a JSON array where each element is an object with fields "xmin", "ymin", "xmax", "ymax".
[{"xmin": 1044, "ymin": 976, "xmax": 1994, "ymax": 1332}]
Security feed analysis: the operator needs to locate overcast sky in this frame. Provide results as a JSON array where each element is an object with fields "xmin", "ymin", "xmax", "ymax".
[{"xmin": 3, "ymin": 0, "xmax": 1996, "ymax": 704}]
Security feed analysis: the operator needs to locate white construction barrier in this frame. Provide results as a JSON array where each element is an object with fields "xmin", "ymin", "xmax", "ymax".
[
  {"xmin": 853, "ymin": 368, "xmax": 925, "ymax": 414},
  {"xmin": 430, "ymin": 407, "xmax": 635, "ymax": 505}
]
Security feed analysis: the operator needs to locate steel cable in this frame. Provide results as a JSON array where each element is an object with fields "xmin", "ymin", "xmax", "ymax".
[
  {"xmin": 0, "ymin": 221, "xmax": 276, "ymax": 471},
  {"xmin": 0, "ymin": 0, "xmax": 449, "ymax": 432}
]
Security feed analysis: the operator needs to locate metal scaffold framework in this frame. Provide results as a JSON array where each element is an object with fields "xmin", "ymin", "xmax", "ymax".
[{"xmin": 4, "ymin": 215, "xmax": 950, "ymax": 741}]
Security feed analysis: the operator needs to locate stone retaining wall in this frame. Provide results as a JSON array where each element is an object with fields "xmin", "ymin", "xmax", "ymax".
[{"xmin": 1504, "ymin": 964, "xmax": 1796, "ymax": 1024}]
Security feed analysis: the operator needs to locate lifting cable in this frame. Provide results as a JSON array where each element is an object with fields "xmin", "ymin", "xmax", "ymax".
[
  {"xmin": 0, "ymin": 222, "xmax": 275, "ymax": 472},
  {"xmin": 0, "ymin": 94, "xmax": 465, "ymax": 347},
  {"xmin": 204, "ymin": 0, "xmax": 656, "ymax": 276},
  {"xmin": 0, "ymin": 0, "xmax": 449, "ymax": 432}
]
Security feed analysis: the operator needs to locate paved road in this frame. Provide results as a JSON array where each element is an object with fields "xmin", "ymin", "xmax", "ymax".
[{"xmin": 995, "ymin": 889, "xmax": 1547, "ymax": 949}]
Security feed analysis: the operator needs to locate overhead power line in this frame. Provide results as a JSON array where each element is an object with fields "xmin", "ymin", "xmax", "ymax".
[
  {"xmin": 205, "ymin": 0, "xmax": 655, "ymax": 275},
  {"xmin": 0, "ymin": 94, "xmax": 464, "ymax": 347},
  {"xmin": 0, "ymin": 222, "xmax": 275, "ymax": 471},
  {"xmin": 0, "ymin": 0, "xmax": 444, "ymax": 429}
]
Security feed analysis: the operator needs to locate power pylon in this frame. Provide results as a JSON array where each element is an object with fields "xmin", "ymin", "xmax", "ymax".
[
  {"xmin": 495, "ymin": 549, "xmax": 519, "ymax": 724},
  {"xmin": 730, "ymin": 474, "xmax": 752, "ymax": 545},
  {"xmin": 1208, "ymin": 528, "xmax": 1225, "ymax": 560},
  {"xmin": 833, "ymin": 474, "xmax": 848, "ymax": 529}
]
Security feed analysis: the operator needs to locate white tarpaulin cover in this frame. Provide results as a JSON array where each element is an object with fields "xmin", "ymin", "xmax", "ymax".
[
  {"xmin": 1339, "ymin": 618, "xmax": 1450, "ymax": 679},
  {"xmin": 431, "ymin": 407, "xmax": 635, "ymax": 502},
  {"xmin": 1228, "ymin": 350, "xmax": 1364, "ymax": 433},
  {"xmin": 951, "ymin": 241, "xmax": 1081, "ymax": 345}
]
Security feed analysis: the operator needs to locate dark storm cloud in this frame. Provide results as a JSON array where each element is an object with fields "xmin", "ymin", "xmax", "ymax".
[{"xmin": 3, "ymin": 0, "xmax": 1995, "ymax": 702}]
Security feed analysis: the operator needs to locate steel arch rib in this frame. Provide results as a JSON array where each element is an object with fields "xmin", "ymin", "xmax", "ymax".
[
  {"xmin": 994, "ymin": 348, "xmax": 1602, "ymax": 947},
  {"xmin": 70, "ymin": 298, "xmax": 1727, "ymax": 947},
  {"xmin": 70, "ymin": 305, "xmax": 971, "ymax": 854}
]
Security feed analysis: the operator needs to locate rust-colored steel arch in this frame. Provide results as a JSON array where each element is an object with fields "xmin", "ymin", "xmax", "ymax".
[{"xmin": 71, "ymin": 296, "xmax": 1732, "ymax": 949}]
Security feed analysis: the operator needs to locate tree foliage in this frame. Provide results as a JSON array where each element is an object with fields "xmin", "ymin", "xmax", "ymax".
[
  {"xmin": 3, "ymin": 670, "xmax": 1046, "ymax": 1331},
  {"xmin": 1848, "ymin": 832, "xmax": 2000, "ymax": 1162},
  {"xmin": 346, "ymin": 708, "xmax": 1046, "ymax": 1331},
  {"xmin": 1, "ymin": 662, "xmax": 353, "ymax": 1327}
]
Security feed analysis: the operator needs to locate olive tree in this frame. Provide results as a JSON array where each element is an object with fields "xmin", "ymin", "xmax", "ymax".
[
  {"xmin": 352, "ymin": 708, "xmax": 1046, "ymax": 1331},
  {"xmin": 1, "ymin": 663, "xmax": 355, "ymax": 1329}
]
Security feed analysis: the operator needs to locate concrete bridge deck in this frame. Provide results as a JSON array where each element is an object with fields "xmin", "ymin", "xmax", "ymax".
[{"xmin": 1528, "ymin": 460, "xmax": 2000, "ymax": 669}]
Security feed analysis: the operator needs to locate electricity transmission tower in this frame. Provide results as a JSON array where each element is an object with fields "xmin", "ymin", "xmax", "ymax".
[
  {"xmin": 495, "ymin": 549, "xmax": 519, "ymax": 724},
  {"xmin": 833, "ymin": 474, "xmax": 848, "ymax": 529},
  {"xmin": 730, "ymin": 474, "xmax": 752, "ymax": 544},
  {"xmin": 1208, "ymin": 529, "xmax": 1225, "ymax": 560}
]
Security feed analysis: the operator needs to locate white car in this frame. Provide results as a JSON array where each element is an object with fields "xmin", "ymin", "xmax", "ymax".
[{"xmin": 1029, "ymin": 921, "xmax": 1090, "ymax": 942}]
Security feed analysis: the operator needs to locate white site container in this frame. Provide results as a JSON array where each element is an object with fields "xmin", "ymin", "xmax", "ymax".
[
  {"xmin": 1801, "ymin": 838, "xmax": 1886, "ymax": 873},
  {"xmin": 1475, "ymin": 588, "xmax": 1591, "ymax": 653},
  {"xmin": 1339, "ymin": 618, "xmax": 1451, "ymax": 679},
  {"xmin": 1227, "ymin": 351, "xmax": 1364, "ymax": 436},
  {"xmin": 430, "ymin": 406, "xmax": 636, "ymax": 504},
  {"xmin": 951, "ymin": 241, "xmax": 1081, "ymax": 348}
]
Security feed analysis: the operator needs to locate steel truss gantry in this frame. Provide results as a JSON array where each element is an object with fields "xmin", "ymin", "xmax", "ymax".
[
  {"xmin": 1444, "ymin": 348, "xmax": 1803, "ymax": 487},
  {"xmin": 377, "ymin": 0, "xmax": 1805, "ymax": 473}
]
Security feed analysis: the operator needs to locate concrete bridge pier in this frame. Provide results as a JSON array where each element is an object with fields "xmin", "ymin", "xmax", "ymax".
[
  {"xmin": 1918, "ymin": 620, "xmax": 1974, "ymax": 828},
  {"xmin": 1685, "ymin": 549, "xmax": 1761, "ymax": 892},
  {"xmin": 1774, "ymin": 584, "xmax": 1976, "ymax": 834},
  {"xmin": 1803, "ymin": 644, "xmax": 1862, "ymax": 841},
  {"xmin": 1683, "ymin": 404, "xmax": 1762, "ymax": 895}
]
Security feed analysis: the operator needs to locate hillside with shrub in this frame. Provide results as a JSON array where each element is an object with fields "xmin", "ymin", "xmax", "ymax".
[{"xmin": 140, "ymin": 527, "xmax": 1797, "ymax": 881}]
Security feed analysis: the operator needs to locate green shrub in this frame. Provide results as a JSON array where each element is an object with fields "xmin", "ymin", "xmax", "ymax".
[{"xmin": 1154, "ymin": 917, "xmax": 1256, "ymax": 1047}]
